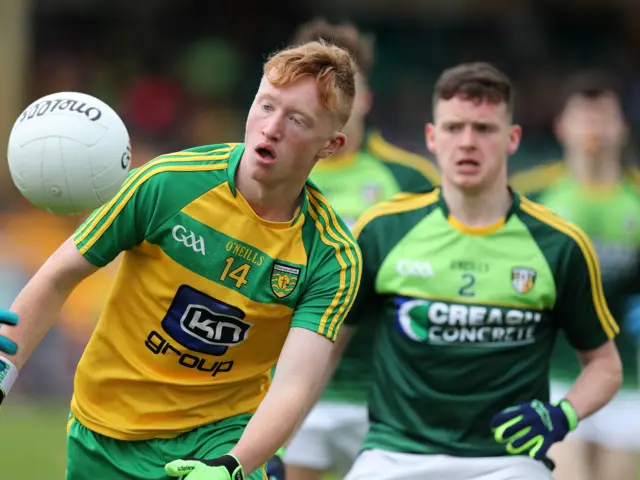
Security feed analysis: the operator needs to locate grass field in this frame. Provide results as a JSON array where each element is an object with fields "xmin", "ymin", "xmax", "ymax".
[
  {"xmin": 0, "ymin": 401, "xmax": 340, "ymax": 479},
  {"xmin": 0, "ymin": 402, "xmax": 69, "ymax": 478},
  {"xmin": 2, "ymin": 401, "xmax": 637, "ymax": 480}
]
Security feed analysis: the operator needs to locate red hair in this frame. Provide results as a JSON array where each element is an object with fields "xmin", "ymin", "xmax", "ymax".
[{"xmin": 264, "ymin": 40, "xmax": 356, "ymax": 127}]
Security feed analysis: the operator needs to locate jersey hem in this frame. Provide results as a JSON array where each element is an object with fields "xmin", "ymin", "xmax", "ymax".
[{"xmin": 69, "ymin": 402, "xmax": 258, "ymax": 441}]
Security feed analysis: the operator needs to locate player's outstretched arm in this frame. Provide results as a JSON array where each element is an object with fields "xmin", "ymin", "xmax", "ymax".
[
  {"xmin": 491, "ymin": 225, "xmax": 622, "ymax": 461},
  {"xmin": 0, "ymin": 237, "xmax": 98, "ymax": 404},
  {"xmin": 165, "ymin": 326, "xmax": 355, "ymax": 479}
]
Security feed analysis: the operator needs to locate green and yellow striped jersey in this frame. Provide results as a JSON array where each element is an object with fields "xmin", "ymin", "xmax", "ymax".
[{"xmin": 71, "ymin": 143, "xmax": 361, "ymax": 440}]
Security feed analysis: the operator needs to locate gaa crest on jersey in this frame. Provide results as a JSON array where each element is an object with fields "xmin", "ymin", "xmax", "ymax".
[
  {"xmin": 511, "ymin": 267, "xmax": 537, "ymax": 294},
  {"xmin": 271, "ymin": 262, "xmax": 301, "ymax": 299}
]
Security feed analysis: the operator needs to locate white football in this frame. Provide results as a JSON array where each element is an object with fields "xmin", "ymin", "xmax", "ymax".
[{"xmin": 7, "ymin": 91, "xmax": 131, "ymax": 215}]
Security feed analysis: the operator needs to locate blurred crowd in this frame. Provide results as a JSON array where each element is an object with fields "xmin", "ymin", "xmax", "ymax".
[{"xmin": 2, "ymin": 0, "xmax": 640, "ymax": 401}]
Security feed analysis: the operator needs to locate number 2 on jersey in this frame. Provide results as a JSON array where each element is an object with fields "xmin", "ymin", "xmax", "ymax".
[
  {"xmin": 220, "ymin": 257, "xmax": 251, "ymax": 288},
  {"xmin": 458, "ymin": 273, "xmax": 476, "ymax": 297}
]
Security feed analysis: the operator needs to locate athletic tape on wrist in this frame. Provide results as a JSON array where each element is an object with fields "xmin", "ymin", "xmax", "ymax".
[{"xmin": 0, "ymin": 356, "xmax": 19, "ymax": 400}]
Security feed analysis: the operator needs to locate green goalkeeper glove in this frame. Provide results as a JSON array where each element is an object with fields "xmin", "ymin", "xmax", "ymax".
[{"xmin": 165, "ymin": 454, "xmax": 243, "ymax": 480}]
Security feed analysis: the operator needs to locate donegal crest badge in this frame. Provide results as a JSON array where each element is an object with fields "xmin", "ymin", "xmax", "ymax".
[
  {"xmin": 271, "ymin": 263, "xmax": 301, "ymax": 299},
  {"xmin": 511, "ymin": 267, "xmax": 537, "ymax": 294}
]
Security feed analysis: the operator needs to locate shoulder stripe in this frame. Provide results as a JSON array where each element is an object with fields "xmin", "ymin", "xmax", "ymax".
[
  {"xmin": 162, "ymin": 145, "xmax": 236, "ymax": 157},
  {"xmin": 307, "ymin": 188, "xmax": 362, "ymax": 340},
  {"xmin": 509, "ymin": 161, "xmax": 565, "ymax": 195},
  {"xmin": 74, "ymin": 158, "xmax": 229, "ymax": 254},
  {"xmin": 74, "ymin": 152, "xmax": 230, "ymax": 244},
  {"xmin": 352, "ymin": 189, "xmax": 440, "ymax": 239},
  {"xmin": 307, "ymin": 188, "xmax": 362, "ymax": 341},
  {"xmin": 305, "ymin": 200, "xmax": 350, "ymax": 341},
  {"xmin": 366, "ymin": 132, "xmax": 440, "ymax": 184},
  {"xmin": 520, "ymin": 197, "xmax": 619, "ymax": 339}
]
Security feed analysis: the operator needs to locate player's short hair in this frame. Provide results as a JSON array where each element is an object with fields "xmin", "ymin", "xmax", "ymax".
[
  {"xmin": 264, "ymin": 40, "xmax": 357, "ymax": 127},
  {"xmin": 559, "ymin": 70, "xmax": 622, "ymax": 109},
  {"xmin": 433, "ymin": 62, "xmax": 514, "ymax": 116},
  {"xmin": 290, "ymin": 18, "xmax": 375, "ymax": 75}
]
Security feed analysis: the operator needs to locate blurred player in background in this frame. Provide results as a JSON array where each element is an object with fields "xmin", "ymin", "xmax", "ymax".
[
  {"xmin": 510, "ymin": 70, "xmax": 640, "ymax": 480},
  {"xmin": 336, "ymin": 62, "xmax": 622, "ymax": 480},
  {"xmin": 0, "ymin": 41, "xmax": 361, "ymax": 480},
  {"xmin": 282, "ymin": 19, "xmax": 439, "ymax": 480}
]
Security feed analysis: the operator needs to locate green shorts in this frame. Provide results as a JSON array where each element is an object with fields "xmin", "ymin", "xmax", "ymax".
[{"xmin": 66, "ymin": 414, "xmax": 267, "ymax": 480}]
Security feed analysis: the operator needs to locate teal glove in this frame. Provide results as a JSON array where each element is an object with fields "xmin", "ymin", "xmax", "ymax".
[
  {"xmin": 0, "ymin": 310, "xmax": 19, "ymax": 355},
  {"xmin": 165, "ymin": 454, "xmax": 244, "ymax": 480},
  {"xmin": 0, "ymin": 310, "xmax": 20, "ymax": 406}
]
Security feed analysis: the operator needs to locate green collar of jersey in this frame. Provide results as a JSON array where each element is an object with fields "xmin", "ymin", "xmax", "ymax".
[
  {"xmin": 436, "ymin": 187, "xmax": 521, "ymax": 235},
  {"xmin": 226, "ymin": 143, "xmax": 310, "ymax": 225}
]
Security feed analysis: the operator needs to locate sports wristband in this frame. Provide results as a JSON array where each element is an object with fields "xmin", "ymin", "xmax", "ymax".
[
  {"xmin": 557, "ymin": 399, "xmax": 579, "ymax": 431},
  {"xmin": 0, "ymin": 356, "xmax": 19, "ymax": 405}
]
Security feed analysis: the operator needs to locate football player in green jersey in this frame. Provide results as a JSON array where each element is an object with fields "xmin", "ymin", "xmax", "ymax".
[
  {"xmin": 0, "ymin": 41, "xmax": 362, "ymax": 480},
  {"xmin": 511, "ymin": 71, "xmax": 640, "ymax": 480},
  {"xmin": 282, "ymin": 19, "xmax": 439, "ymax": 480},
  {"xmin": 333, "ymin": 62, "xmax": 622, "ymax": 479}
]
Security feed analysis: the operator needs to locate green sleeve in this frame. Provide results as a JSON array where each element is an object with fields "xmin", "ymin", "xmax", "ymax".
[
  {"xmin": 384, "ymin": 162, "xmax": 435, "ymax": 193},
  {"xmin": 73, "ymin": 144, "xmax": 232, "ymax": 267},
  {"xmin": 554, "ymin": 236, "xmax": 620, "ymax": 350},
  {"xmin": 291, "ymin": 228, "xmax": 362, "ymax": 342},
  {"xmin": 509, "ymin": 161, "xmax": 564, "ymax": 199},
  {"xmin": 345, "ymin": 220, "xmax": 382, "ymax": 326},
  {"xmin": 73, "ymin": 167, "xmax": 181, "ymax": 267}
]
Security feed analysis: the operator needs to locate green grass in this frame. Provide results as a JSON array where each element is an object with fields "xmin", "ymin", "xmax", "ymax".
[
  {"xmin": 2, "ymin": 402, "xmax": 637, "ymax": 480},
  {"xmin": 0, "ymin": 402, "xmax": 340, "ymax": 479},
  {"xmin": 0, "ymin": 401, "xmax": 69, "ymax": 478}
]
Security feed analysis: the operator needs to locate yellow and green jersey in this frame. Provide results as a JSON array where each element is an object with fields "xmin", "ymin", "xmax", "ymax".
[
  {"xmin": 511, "ymin": 162, "xmax": 640, "ymax": 387},
  {"xmin": 347, "ymin": 187, "xmax": 617, "ymax": 456},
  {"xmin": 310, "ymin": 132, "xmax": 438, "ymax": 403},
  {"xmin": 71, "ymin": 143, "xmax": 361, "ymax": 440}
]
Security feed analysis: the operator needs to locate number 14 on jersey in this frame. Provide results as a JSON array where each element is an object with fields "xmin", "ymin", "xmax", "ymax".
[{"xmin": 220, "ymin": 257, "xmax": 251, "ymax": 289}]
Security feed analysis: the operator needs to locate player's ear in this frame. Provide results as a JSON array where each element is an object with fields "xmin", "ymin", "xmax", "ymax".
[
  {"xmin": 508, "ymin": 124, "xmax": 522, "ymax": 156},
  {"xmin": 319, "ymin": 132, "xmax": 347, "ymax": 159},
  {"xmin": 425, "ymin": 123, "xmax": 436, "ymax": 155}
]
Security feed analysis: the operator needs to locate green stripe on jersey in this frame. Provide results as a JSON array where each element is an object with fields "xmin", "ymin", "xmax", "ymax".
[
  {"xmin": 149, "ymin": 211, "xmax": 305, "ymax": 309},
  {"xmin": 74, "ymin": 153, "xmax": 229, "ymax": 250}
]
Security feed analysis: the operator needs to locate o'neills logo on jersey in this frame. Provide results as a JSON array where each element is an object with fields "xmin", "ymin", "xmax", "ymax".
[{"xmin": 395, "ymin": 297, "xmax": 544, "ymax": 346}]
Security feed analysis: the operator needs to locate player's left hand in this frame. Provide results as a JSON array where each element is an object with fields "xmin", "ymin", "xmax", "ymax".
[
  {"xmin": 165, "ymin": 454, "xmax": 244, "ymax": 480},
  {"xmin": 0, "ymin": 310, "xmax": 19, "ymax": 355},
  {"xmin": 490, "ymin": 399, "xmax": 579, "ymax": 460}
]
